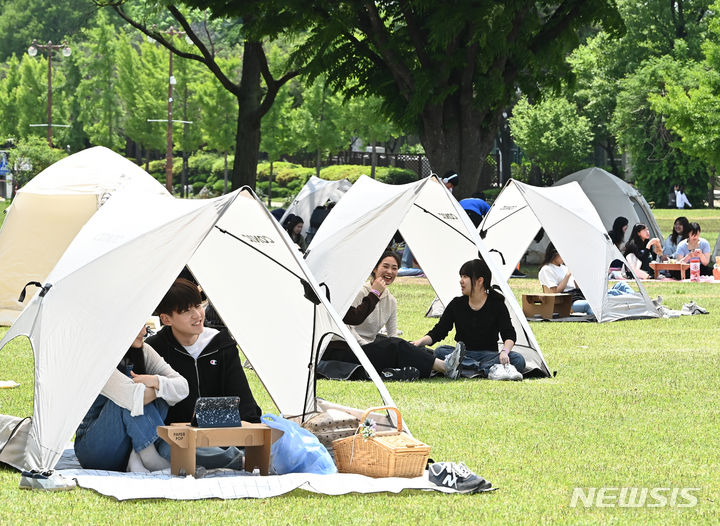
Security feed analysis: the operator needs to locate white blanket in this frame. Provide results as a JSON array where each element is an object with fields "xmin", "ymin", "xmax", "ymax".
[{"xmin": 54, "ymin": 447, "xmax": 470, "ymax": 500}]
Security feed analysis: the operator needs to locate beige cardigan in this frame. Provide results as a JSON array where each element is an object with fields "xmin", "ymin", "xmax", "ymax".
[{"xmin": 100, "ymin": 343, "xmax": 189, "ymax": 417}]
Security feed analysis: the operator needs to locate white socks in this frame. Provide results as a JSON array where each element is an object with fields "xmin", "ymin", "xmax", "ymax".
[
  {"xmin": 126, "ymin": 450, "xmax": 149, "ymax": 473},
  {"xmin": 137, "ymin": 443, "xmax": 170, "ymax": 472},
  {"xmin": 126, "ymin": 444, "xmax": 170, "ymax": 472}
]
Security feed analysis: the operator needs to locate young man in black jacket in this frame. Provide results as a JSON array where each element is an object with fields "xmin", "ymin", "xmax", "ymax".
[
  {"xmin": 146, "ymin": 278, "xmax": 261, "ymax": 425},
  {"xmin": 146, "ymin": 278, "xmax": 262, "ymax": 469}
]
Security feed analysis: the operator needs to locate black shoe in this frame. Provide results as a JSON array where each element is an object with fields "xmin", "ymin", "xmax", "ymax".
[
  {"xmin": 381, "ymin": 366, "xmax": 420, "ymax": 381},
  {"xmin": 511, "ymin": 268, "xmax": 527, "ymax": 278},
  {"xmin": 428, "ymin": 462, "xmax": 492, "ymax": 493}
]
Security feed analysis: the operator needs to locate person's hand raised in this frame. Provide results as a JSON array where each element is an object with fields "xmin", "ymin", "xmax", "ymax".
[{"xmin": 370, "ymin": 276, "xmax": 386, "ymax": 296}]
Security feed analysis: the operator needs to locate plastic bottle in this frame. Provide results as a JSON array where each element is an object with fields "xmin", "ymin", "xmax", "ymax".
[
  {"xmin": 689, "ymin": 256, "xmax": 701, "ymax": 281},
  {"xmin": 713, "ymin": 256, "xmax": 720, "ymax": 281}
]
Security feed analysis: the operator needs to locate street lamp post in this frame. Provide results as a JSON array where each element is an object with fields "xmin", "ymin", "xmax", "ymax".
[{"xmin": 28, "ymin": 40, "xmax": 71, "ymax": 147}]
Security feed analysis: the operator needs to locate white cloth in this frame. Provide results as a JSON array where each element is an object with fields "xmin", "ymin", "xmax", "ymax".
[
  {"xmin": 538, "ymin": 263, "xmax": 576, "ymax": 292},
  {"xmin": 348, "ymin": 283, "xmax": 397, "ymax": 346},
  {"xmin": 182, "ymin": 328, "xmax": 219, "ymax": 360},
  {"xmin": 100, "ymin": 343, "xmax": 189, "ymax": 417}
]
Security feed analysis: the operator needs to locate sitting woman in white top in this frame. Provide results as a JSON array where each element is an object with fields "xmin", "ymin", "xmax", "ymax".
[
  {"xmin": 675, "ymin": 222, "xmax": 713, "ymax": 275},
  {"xmin": 322, "ymin": 250, "xmax": 466, "ymax": 381},
  {"xmin": 74, "ymin": 326, "xmax": 189, "ymax": 472},
  {"xmin": 539, "ymin": 243, "xmax": 634, "ymax": 316}
]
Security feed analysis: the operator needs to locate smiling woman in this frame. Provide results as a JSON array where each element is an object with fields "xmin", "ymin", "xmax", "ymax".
[{"xmin": 320, "ymin": 250, "xmax": 464, "ymax": 381}]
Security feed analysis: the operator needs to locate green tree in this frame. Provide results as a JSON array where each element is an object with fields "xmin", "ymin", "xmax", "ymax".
[
  {"xmin": 197, "ymin": 55, "xmax": 240, "ymax": 193},
  {"xmin": 261, "ymin": 83, "xmax": 302, "ymax": 203},
  {"xmin": 344, "ymin": 95, "xmax": 402, "ymax": 179},
  {"xmin": 0, "ymin": 0, "xmax": 97, "ymax": 61},
  {"xmin": 208, "ymin": 0, "xmax": 622, "ymax": 197},
  {"xmin": 107, "ymin": 3, "xmax": 300, "ymax": 190},
  {"xmin": 0, "ymin": 55, "xmax": 22, "ymax": 141},
  {"xmin": 15, "ymin": 54, "xmax": 49, "ymax": 142},
  {"xmin": 75, "ymin": 11, "xmax": 124, "ymax": 150},
  {"xmin": 509, "ymin": 96, "xmax": 593, "ymax": 183},
  {"xmin": 294, "ymin": 77, "xmax": 348, "ymax": 176},
  {"xmin": 8, "ymin": 135, "xmax": 67, "ymax": 187}
]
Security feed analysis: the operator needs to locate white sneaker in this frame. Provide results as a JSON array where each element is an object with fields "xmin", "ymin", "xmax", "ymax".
[
  {"xmin": 443, "ymin": 342, "xmax": 466, "ymax": 379},
  {"xmin": 487, "ymin": 364, "xmax": 509, "ymax": 380},
  {"xmin": 504, "ymin": 364, "xmax": 523, "ymax": 381},
  {"xmin": 19, "ymin": 471, "xmax": 76, "ymax": 491}
]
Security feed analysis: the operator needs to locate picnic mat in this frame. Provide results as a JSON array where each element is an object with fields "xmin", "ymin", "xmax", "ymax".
[{"xmin": 54, "ymin": 446, "xmax": 468, "ymax": 500}]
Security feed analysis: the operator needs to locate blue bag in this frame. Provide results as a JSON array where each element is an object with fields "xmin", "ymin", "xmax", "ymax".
[{"xmin": 261, "ymin": 414, "xmax": 338, "ymax": 475}]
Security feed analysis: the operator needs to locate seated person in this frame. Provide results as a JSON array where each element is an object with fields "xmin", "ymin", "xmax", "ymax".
[
  {"xmin": 411, "ymin": 258, "xmax": 525, "ymax": 379},
  {"xmin": 282, "ymin": 213, "xmax": 307, "ymax": 252},
  {"xmin": 322, "ymin": 251, "xmax": 465, "ymax": 380},
  {"xmin": 675, "ymin": 222, "xmax": 712, "ymax": 275},
  {"xmin": 663, "ymin": 216, "xmax": 690, "ymax": 256},
  {"xmin": 146, "ymin": 278, "xmax": 262, "ymax": 468},
  {"xmin": 74, "ymin": 326, "xmax": 189, "ymax": 472},
  {"xmin": 539, "ymin": 243, "xmax": 634, "ymax": 316},
  {"xmin": 623, "ymin": 224, "xmax": 663, "ymax": 279}
]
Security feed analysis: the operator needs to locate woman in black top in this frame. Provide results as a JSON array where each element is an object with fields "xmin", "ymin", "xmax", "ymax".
[
  {"xmin": 623, "ymin": 223, "xmax": 662, "ymax": 279},
  {"xmin": 412, "ymin": 258, "xmax": 525, "ymax": 378}
]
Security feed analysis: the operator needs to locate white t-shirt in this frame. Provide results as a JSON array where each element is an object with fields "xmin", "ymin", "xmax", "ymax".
[
  {"xmin": 183, "ymin": 328, "xmax": 219, "ymax": 360},
  {"xmin": 538, "ymin": 263, "xmax": 576, "ymax": 292}
]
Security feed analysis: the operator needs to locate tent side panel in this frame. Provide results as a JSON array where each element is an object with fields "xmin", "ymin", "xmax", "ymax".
[{"xmin": 0, "ymin": 193, "xmax": 97, "ymax": 320}]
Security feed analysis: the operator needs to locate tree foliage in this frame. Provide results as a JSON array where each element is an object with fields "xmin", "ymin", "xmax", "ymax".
[{"xmin": 509, "ymin": 96, "xmax": 593, "ymax": 183}]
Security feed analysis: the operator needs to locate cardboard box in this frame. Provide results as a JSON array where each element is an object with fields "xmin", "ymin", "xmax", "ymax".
[
  {"xmin": 157, "ymin": 422, "xmax": 281, "ymax": 476},
  {"xmin": 522, "ymin": 293, "xmax": 572, "ymax": 319}
]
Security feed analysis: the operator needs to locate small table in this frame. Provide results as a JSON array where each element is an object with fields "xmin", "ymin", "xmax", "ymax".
[
  {"xmin": 157, "ymin": 422, "xmax": 280, "ymax": 476},
  {"xmin": 650, "ymin": 261, "xmax": 690, "ymax": 280}
]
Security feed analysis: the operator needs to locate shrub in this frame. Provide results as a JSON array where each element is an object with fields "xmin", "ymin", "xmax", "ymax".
[{"xmin": 376, "ymin": 167, "xmax": 418, "ymax": 184}]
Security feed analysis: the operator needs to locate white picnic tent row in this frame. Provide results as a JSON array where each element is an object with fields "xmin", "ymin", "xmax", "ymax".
[
  {"xmin": 0, "ymin": 146, "xmax": 169, "ymax": 326},
  {"xmin": 479, "ymin": 179, "xmax": 660, "ymax": 322},
  {"xmin": 280, "ymin": 176, "xmax": 352, "ymax": 236},
  {"xmin": 305, "ymin": 175, "xmax": 551, "ymax": 378},
  {"xmin": 0, "ymin": 188, "xmax": 397, "ymax": 473}
]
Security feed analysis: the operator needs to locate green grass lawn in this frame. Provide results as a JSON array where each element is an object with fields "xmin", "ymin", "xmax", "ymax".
[{"xmin": 1, "ymin": 276, "xmax": 718, "ymax": 524}]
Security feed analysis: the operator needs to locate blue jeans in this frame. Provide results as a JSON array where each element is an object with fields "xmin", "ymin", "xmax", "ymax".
[
  {"xmin": 574, "ymin": 282, "xmax": 635, "ymax": 315},
  {"xmin": 74, "ymin": 396, "xmax": 168, "ymax": 471},
  {"xmin": 434, "ymin": 346, "xmax": 526, "ymax": 377},
  {"xmin": 401, "ymin": 245, "xmax": 414, "ymax": 268}
]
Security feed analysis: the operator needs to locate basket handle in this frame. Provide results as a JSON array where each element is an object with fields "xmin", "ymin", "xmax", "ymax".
[{"xmin": 359, "ymin": 406, "xmax": 403, "ymax": 433}]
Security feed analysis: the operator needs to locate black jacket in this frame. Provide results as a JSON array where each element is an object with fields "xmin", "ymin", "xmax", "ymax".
[{"xmin": 145, "ymin": 326, "xmax": 261, "ymax": 425}]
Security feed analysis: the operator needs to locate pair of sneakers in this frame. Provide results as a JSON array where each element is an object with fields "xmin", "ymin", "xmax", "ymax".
[
  {"xmin": 443, "ymin": 341, "xmax": 467, "ymax": 379},
  {"xmin": 428, "ymin": 462, "xmax": 493, "ymax": 493},
  {"xmin": 487, "ymin": 363, "xmax": 523, "ymax": 381}
]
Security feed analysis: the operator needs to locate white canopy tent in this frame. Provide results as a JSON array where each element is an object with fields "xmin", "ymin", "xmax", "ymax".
[
  {"xmin": 280, "ymin": 176, "xmax": 352, "ymax": 236},
  {"xmin": 305, "ymin": 175, "xmax": 551, "ymax": 378},
  {"xmin": 0, "ymin": 189, "xmax": 396, "ymax": 473},
  {"xmin": 479, "ymin": 180, "xmax": 660, "ymax": 322},
  {"xmin": 554, "ymin": 167, "xmax": 663, "ymax": 242},
  {"xmin": 0, "ymin": 146, "xmax": 168, "ymax": 326}
]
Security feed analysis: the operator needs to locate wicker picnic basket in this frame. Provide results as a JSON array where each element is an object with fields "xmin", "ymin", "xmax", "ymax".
[{"xmin": 332, "ymin": 406, "xmax": 430, "ymax": 478}]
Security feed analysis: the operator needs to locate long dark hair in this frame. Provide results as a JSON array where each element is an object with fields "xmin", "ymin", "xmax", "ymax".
[
  {"xmin": 623, "ymin": 223, "xmax": 647, "ymax": 257},
  {"xmin": 609, "ymin": 216, "xmax": 628, "ymax": 248},
  {"xmin": 669, "ymin": 216, "xmax": 690, "ymax": 245},
  {"xmin": 459, "ymin": 258, "xmax": 504, "ymax": 301},
  {"xmin": 541, "ymin": 242, "xmax": 560, "ymax": 268},
  {"xmin": 283, "ymin": 214, "xmax": 304, "ymax": 238}
]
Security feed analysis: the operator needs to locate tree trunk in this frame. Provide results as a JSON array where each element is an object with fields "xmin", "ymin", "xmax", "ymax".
[
  {"xmin": 370, "ymin": 140, "xmax": 377, "ymax": 179},
  {"xmin": 419, "ymin": 92, "xmax": 495, "ymax": 199},
  {"xmin": 268, "ymin": 160, "xmax": 274, "ymax": 207},
  {"xmin": 231, "ymin": 41, "xmax": 263, "ymax": 190}
]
